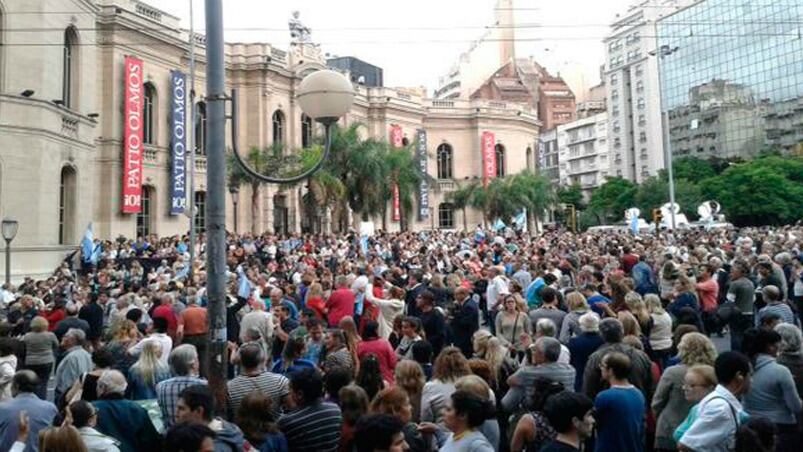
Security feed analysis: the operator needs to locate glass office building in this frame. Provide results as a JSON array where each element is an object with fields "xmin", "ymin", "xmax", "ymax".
[{"xmin": 658, "ymin": 0, "xmax": 803, "ymax": 160}]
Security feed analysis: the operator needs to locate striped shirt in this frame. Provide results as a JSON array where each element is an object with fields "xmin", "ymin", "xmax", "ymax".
[
  {"xmin": 156, "ymin": 376, "xmax": 207, "ymax": 429},
  {"xmin": 278, "ymin": 401, "xmax": 342, "ymax": 452},
  {"xmin": 323, "ymin": 347, "xmax": 354, "ymax": 374},
  {"xmin": 226, "ymin": 371, "xmax": 289, "ymax": 418},
  {"xmin": 757, "ymin": 303, "xmax": 797, "ymax": 326}
]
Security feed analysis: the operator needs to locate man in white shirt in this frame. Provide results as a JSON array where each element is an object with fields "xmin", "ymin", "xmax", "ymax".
[
  {"xmin": 128, "ymin": 317, "xmax": 173, "ymax": 366},
  {"xmin": 485, "ymin": 266, "xmax": 509, "ymax": 334},
  {"xmin": 679, "ymin": 351, "xmax": 752, "ymax": 452}
]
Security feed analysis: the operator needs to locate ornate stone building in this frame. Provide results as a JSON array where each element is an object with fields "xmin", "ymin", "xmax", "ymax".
[{"xmin": 0, "ymin": 0, "xmax": 540, "ymax": 279}]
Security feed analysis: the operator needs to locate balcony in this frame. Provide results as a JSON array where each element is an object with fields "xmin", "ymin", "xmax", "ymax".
[
  {"xmin": 436, "ymin": 180, "xmax": 457, "ymax": 192},
  {"xmin": 144, "ymin": 146, "xmax": 158, "ymax": 164},
  {"xmin": 195, "ymin": 156, "xmax": 207, "ymax": 172}
]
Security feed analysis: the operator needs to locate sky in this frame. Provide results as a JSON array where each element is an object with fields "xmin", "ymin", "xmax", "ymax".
[{"xmin": 162, "ymin": 0, "xmax": 637, "ymax": 98}]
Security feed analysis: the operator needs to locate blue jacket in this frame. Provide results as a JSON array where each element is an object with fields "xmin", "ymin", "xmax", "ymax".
[
  {"xmin": 93, "ymin": 396, "xmax": 161, "ymax": 452},
  {"xmin": 742, "ymin": 354, "xmax": 802, "ymax": 425}
]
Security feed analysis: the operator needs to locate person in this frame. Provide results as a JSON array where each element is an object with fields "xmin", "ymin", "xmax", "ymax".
[
  {"xmin": 79, "ymin": 294, "xmax": 105, "ymax": 348},
  {"xmin": 652, "ymin": 332, "xmax": 718, "ymax": 451},
  {"xmin": 394, "ymin": 360, "xmax": 426, "ymax": 424},
  {"xmin": 454, "ymin": 375, "xmax": 501, "ymax": 450},
  {"xmin": 370, "ymin": 386, "xmax": 427, "ymax": 451},
  {"xmin": 594, "ymin": 352, "xmax": 646, "ymax": 452},
  {"xmin": 339, "ymin": 384, "xmax": 370, "ymax": 452},
  {"xmin": 227, "ymin": 343, "xmax": 290, "ymax": 419},
  {"xmin": 365, "ymin": 284, "xmax": 406, "ymax": 340},
  {"xmin": 327, "ymin": 276, "xmax": 356, "ymax": 327},
  {"xmin": 354, "ymin": 414, "xmax": 409, "ymax": 452},
  {"xmin": 278, "ymin": 368, "xmax": 342, "ymax": 452},
  {"xmin": 395, "ymin": 317, "xmax": 424, "ymax": 360},
  {"xmin": 21, "ymin": 316, "xmax": 59, "ymax": 400},
  {"xmin": 735, "ymin": 417, "xmax": 777, "ymax": 452},
  {"xmin": 495, "ymin": 294, "xmax": 530, "ymax": 357},
  {"xmin": 405, "ymin": 270, "xmax": 428, "ymax": 319},
  {"xmin": 449, "ymin": 287, "xmax": 480, "ymax": 358},
  {"xmin": 757, "ymin": 286, "xmax": 796, "ymax": 326},
  {"xmin": 92, "ymin": 370, "xmax": 161, "ymax": 452},
  {"xmin": 582, "ymin": 318, "xmax": 654, "ymax": 401},
  {"xmin": 438, "ymin": 390, "xmax": 496, "ymax": 452},
  {"xmin": 671, "ymin": 365, "xmax": 719, "ymax": 444},
  {"xmin": 272, "ymin": 336, "xmax": 316, "ymax": 375},
  {"xmin": 727, "ymin": 261, "xmax": 755, "ymax": 352},
  {"xmin": 0, "ymin": 340, "xmax": 17, "ymax": 401},
  {"xmin": 668, "ymin": 276, "xmax": 700, "ymax": 320},
  {"xmin": 558, "ymin": 292, "xmax": 590, "ymax": 344},
  {"xmin": 126, "ymin": 340, "xmax": 170, "ymax": 400},
  {"xmin": 695, "ymin": 264, "xmax": 720, "ymax": 335},
  {"xmin": 54, "ymin": 328, "xmax": 93, "ymax": 406},
  {"xmin": 176, "ymin": 384, "xmax": 246, "ymax": 452},
  {"xmin": 510, "ymin": 377, "xmax": 564, "ymax": 452},
  {"xmin": 420, "ymin": 346, "xmax": 472, "ymax": 426},
  {"xmin": 127, "ymin": 316, "xmax": 172, "ymax": 367},
  {"xmin": 774, "ymin": 323, "xmax": 803, "ymax": 409},
  {"xmin": 357, "ymin": 321, "xmax": 397, "ymax": 384},
  {"xmin": 540, "ymin": 391, "xmax": 596, "ymax": 452},
  {"xmin": 303, "ymin": 317, "xmax": 326, "ymax": 365},
  {"xmin": 68, "ymin": 400, "xmax": 122, "ymax": 452},
  {"xmin": 0, "ymin": 371, "xmax": 58, "ymax": 452},
  {"xmin": 105, "ymin": 320, "xmax": 139, "ymax": 375},
  {"xmin": 645, "ymin": 294, "xmax": 673, "ymax": 368},
  {"xmin": 741, "ymin": 327, "xmax": 802, "ymax": 452},
  {"xmin": 417, "ymin": 291, "xmax": 446, "ymax": 356},
  {"xmin": 240, "ymin": 299, "xmax": 275, "ymax": 358},
  {"xmin": 179, "ymin": 294, "xmax": 208, "ymax": 377},
  {"xmin": 53, "ymin": 304, "xmax": 90, "ymax": 340},
  {"xmin": 157, "ymin": 344, "xmax": 207, "ymax": 429},
  {"xmin": 678, "ymin": 351, "xmax": 752, "ymax": 452},
  {"xmin": 567, "ymin": 312, "xmax": 604, "ymax": 391},
  {"xmin": 16, "ymin": 425, "xmax": 87, "ymax": 452},
  {"xmin": 472, "ymin": 330, "xmax": 518, "ymax": 396},
  {"xmin": 322, "ymin": 329, "xmax": 355, "ymax": 375},
  {"xmin": 502, "ymin": 337, "xmax": 575, "ymax": 413},
  {"xmin": 235, "ymin": 392, "xmax": 289, "ymax": 452},
  {"xmin": 529, "ymin": 288, "xmax": 566, "ymax": 335},
  {"xmin": 164, "ymin": 422, "xmax": 217, "ymax": 452}
]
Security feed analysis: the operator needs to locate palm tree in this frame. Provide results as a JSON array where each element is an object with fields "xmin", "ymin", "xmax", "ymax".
[
  {"xmin": 509, "ymin": 172, "xmax": 556, "ymax": 233},
  {"xmin": 383, "ymin": 142, "xmax": 430, "ymax": 231},
  {"xmin": 447, "ymin": 182, "xmax": 479, "ymax": 231},
  {"xmin": 228, "ymin": 142, "xmax": 286, "ymax": 234}
]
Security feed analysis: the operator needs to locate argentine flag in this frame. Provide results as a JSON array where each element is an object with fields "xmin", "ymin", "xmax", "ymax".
[
  {"xmin": 237, "ymin": 265, "xmax": 253, "ymax": 300},
  {"xmin": 493, "ymin": 219, "xmax": 506, "ymax": 231},
  {"xmin": 81, "ymin": 223, "xmax": 101, "ymax": 264},
  {"xmin": 630, "ymin": 214, "xmax": 639, "ymax": 236}
]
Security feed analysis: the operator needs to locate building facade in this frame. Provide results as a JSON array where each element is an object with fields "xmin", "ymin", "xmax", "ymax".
[
  {"xmin": 327, "ymin": 56, "xmax": 384, "ymax": 87},
  {"xmin": 538, "ymin": 129, "xmax": 560, "ymax": 185},
  {"xmin": 658, "ymin": 0, "xmax": 803, "ymax": 159},
  {"xmin": 603, "ymin": 0, "xmax": 696, "ymax": 182},
  {"xmin": 0, "ymin": 0, "xmax": 539, "ymax": 280},
  {"xmin": 557, "ymin": 113, "xmax": 610, "ymax": 197}
]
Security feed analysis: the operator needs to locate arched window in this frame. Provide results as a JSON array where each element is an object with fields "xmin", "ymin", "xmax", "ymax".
[
  {"xmin": 194, "ymin": 191, "xmax": 206, "ymax": 233},
  {"xmin": 401, "ymin": 137, "xmax": 410, "ymax": 147},
  {"xmin": 195, "ymin": 102, "xmax": 207, "ymax": 155},
  {"xmin": 59, "ymin": 166, "xmax": 76, "ymax": 244},
  {"xmin": 437, "ymin": 143, "xmax": 453, "ymax": 179},
  {"xmin": 136, "ymin": 186, "xmax": 152, "ymax": 237},
  {"xmin": 63, "ymin": 27, "xmax": 79, "ymax": 108},
  {"xmin": 272, "ymin": 110, "xmax": 285, "ymax": 145},
  {"xmin": 495, "ymin": 144, "xmax": 506, "ymax": 177},
  {"xmin": 143, "ymin": 83, "xmax": 156, "ymax": 145},
  {"xmin": 526, "ymin": 147, "xmax": 533, "ymax": 171},
  {"xmin": 438, "ymin": 203, "xmax": 455, "ymax": 229},
  {"xmin": 301, "ymin": 114, "xmax": 313, "ymax": 148}
]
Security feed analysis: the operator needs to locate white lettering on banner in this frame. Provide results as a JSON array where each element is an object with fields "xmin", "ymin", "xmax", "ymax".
[
  {"xmin": 122, "ymin": 56, "xmax": 144, "ymax": 213},
  {"xmin": 170, "ymin": 70, "xmax": 188, "ymax": 214},
  {"xmin": 417, "ymin": 129, "xmax": 429, "ymax": 220}
]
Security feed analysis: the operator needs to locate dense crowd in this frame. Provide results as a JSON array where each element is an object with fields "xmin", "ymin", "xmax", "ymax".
[{"xmin": 0, "ymin": 224, "xmax": 802, "ymax": 452}]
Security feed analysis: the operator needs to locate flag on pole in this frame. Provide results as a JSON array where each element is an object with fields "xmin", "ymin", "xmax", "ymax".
[
  {"xmin": 81, "ymin": 223, "xmax": 101, "ymax": 264},
  {"xmin": 630, "ymin": 214, "xmax": 639, "ymax": 235},
  {"xmin": 237, "ymin": 266, "xmax": 252, "ymax": 300},
  {"xmin": 514, "ymin": 210, "xmax": 527, "ymax": 230},
  {"xmin": 493, "ymin": 219, "xmax": 506, "ymax": 231}
]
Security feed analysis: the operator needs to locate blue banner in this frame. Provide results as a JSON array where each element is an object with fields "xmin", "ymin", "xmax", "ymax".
[
  {"xmin": 170, "ymin": 70, "xmax": 187, "ymax": 215},
  {"xmin": 416, "ymin": 128, "xmax": 429, "ymax": 221}
]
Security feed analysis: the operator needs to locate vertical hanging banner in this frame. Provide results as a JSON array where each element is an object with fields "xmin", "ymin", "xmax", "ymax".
[
  {"xmin": 390, "ymin": 125, "xmax": 403, "ymax": 221},
  {"xmin": 122, "ymin": 56, "xmax": 144, "ymax": 213},
  {"xmin": 416, "ymin": 129, "xmax": 429, "ymax": 221},
  {"xmin": 170, "ymin": 70, "xmax": 187, "ymax": 215},
  {"xmin": 481, "ymin": 131, "xmax": 496, "ymax": 187}
]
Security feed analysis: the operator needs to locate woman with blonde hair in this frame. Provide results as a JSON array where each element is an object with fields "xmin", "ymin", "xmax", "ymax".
[
  {"xmin": 37, "ymin": 426, "xmax": 88, "ymax": 452},
  {"xmin": 668, "ymin": 275, "xmax": 700, "ymax": 319},
  {"xmin": 558, "ymin": 291, "xmax": 591, "ymax": 343},
  {"xmin": 652, "ymin": 332, "xmax": 717, "ymax": 451},
  {"xmin": 646, "ymin": 293, "xmax": 673, "ymax": 368},
  {"xmin": 305, "ymin": 282, "xmax": 326, "ymax": 320},
  {"xmin": 105, "ymin": 320, "xmax": 140, "ymax": 374},
  {"xmin": 420, "ymin": 346, "xmax": 471, "ymax": 426},
  {"xmin": 126, "ymin": 340, "xmax": 170, "ymax": 400},
  {"xmin": 472, "ymin": 330, "xmax": 517, "ymax": 393},
  {"xmin": 494, "ymin": 294, "xmax": 530, "ymax": 358},
  {"xmin": 338, "ymin": 316, "xmax": 362, "ymax": 376},
  {"xmin": 394, "ymin": 360, "xmax": 426, "ymax": 423},
  {"xmin": 454, "ymin": 375, "xmax": 500, "ymax": 451},
  {"xmin": 22, "ymin": 316, "xmax": 59, "ymax": 399},
  {"xmin": 625, "ymin": 291, "xmax": 653, "ymax": 336}
]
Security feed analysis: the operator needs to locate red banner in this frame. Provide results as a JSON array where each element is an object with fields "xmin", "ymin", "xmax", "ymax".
[
  {"xmin": 390, "ymin": 124, "xmax": 404, "ymax": 148},
  {"xmin": 122, "ymin": 56, "xmax": 144, "ymax": 213},
  {"xmin": 392, "ymin": 184, "xmax": 401, "ymax": 221},
  {"xmin": 482, "ymin": 131, "xmax": 496, "ymax": 186},
  {"xmin": 390, "ymin": 125, "xmax": 403, "ymax": 221}
]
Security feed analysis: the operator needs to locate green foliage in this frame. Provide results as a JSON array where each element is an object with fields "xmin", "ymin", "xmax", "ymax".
[
  {"xmin": 586, "ymin": 177, "xmax": 637, "ymax": 224},
  {"xmin": 634, "ymin": 176, "xmax": 704, "ymax": 220},
  {"xmin": 557, "ymin": 183, "xmax": 584, "ymax": 209},
  {"xmin": 459, "ymin": 172, "xmax": 555, "ymax": 227},
  {"xmin": 666, "ymin": 157, "xmax": 717, "ymax": 182}
]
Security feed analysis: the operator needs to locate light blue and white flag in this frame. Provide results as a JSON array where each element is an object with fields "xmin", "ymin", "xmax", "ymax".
[
  {"xmin": 174, "ymin": 264, "xmax": 190, "ymax": 281},
  {"xmin": 237, "ymin": 266, "xmax": 252, "ymax": 299},
  {"xmin": 630, "ymin": 214, "xmax": 639, "ymax": 235},
  {"xmin": 493, "ymin": 219, "xmax": 506, "ymax": 231},
  {"xmin": 514, "ymin": 210, "xmax": 527, "ymax": 230},
  {"xmin": 81, "ymin": 223, "xmax": 101, "ymax": 264}
]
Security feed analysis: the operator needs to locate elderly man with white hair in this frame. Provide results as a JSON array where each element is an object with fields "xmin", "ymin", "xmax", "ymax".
[
  {"xmin": 568, "ymin": 312, "xmax": 605, "ymax": 391},
  {"xmin": 53, "ymin": 328, "xmax": 92, "ymax": 405},
  {"xmin": 93, "ymin": 370, "xmax": 161, "ymax": 452}
]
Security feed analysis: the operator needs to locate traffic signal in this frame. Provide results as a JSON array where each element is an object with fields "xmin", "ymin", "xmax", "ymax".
[{"xmin": 652, "ymin": 208, "xmax": 663, "ymax": 226}]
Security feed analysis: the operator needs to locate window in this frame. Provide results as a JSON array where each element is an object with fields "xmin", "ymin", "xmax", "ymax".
[
  {"xmin": 195, "ymin": 102, "xmax": 207, "ymax": 155},
  {"xmin": 637, "ymin": 98, "xmax": 646, "ymax": 110},
  {"xmin": 143, "ymin": 83, "xmax": 156, "ymax": 145},
  {"xmin": 301, "ymin": 114, "xmax": 313, "ymax": 148},
  {"xmin": 63, "ymin": 27, "xmax": 78, "ymax": 108},
  {"xmin": 636, "ymin": 80, "xmax": 644, "ymax": 92},
  {"xmin": 495, "ymin": 144, "xmax": 506, "ymax": 177},
  {"xmin": 610, "ymin": 74, "xmax": 618, "ymax": 85},
  {"xmin": 438, "ymin": 203, "xmax": 454, "ymax": 229},
  {"xmin": 272, "ymin": 110, "xmax": 285, "ymax": 144},
  {"xmin": 136, "ymin": 186, "xmax": 152, "ymax": 237},
  {"xmin": 526, "ymin": 147, "xmax": 533, "ymax": 171},
  {"xmin": 59, "ymin": 166, "xmax": 76, "ymax": 245},
  {"xmin": 436, "ymin": 143, "xmax": 453, "ymax": 179},
  {"xmin": 194, "ymin": 191, "xmax": 206, "ymax": 233},
  {"xmin": 638, "ymin": 114, "xmax": 646, "ymax": 126},
  {"xmin": 613, "ymin": 121, "xmax": 621, "ymax": 133},
  {"xmin": 639, "ymin": 131, "xmax": 647, "ymax": 143}
]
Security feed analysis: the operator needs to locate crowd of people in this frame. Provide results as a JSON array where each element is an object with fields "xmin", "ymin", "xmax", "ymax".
[{"xmin": 0, "ymin": 223, "xmax": 801, "ymax": 452}]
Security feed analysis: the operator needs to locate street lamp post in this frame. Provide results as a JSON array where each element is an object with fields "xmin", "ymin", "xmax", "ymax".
[
  {"xmin": 2, "ymin": 217, "xmax": 19, "ymax": 285},
  {"xmin": 229, "ymin": 184, "xmax": 239, "ymax": 233},
  {"xmin": 203, "ymin": 0, "xmax": 355, "ymax": 412},
  {"xmin": 650, "ymin": 43, "xmax": 679, "ymax": 230}
]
